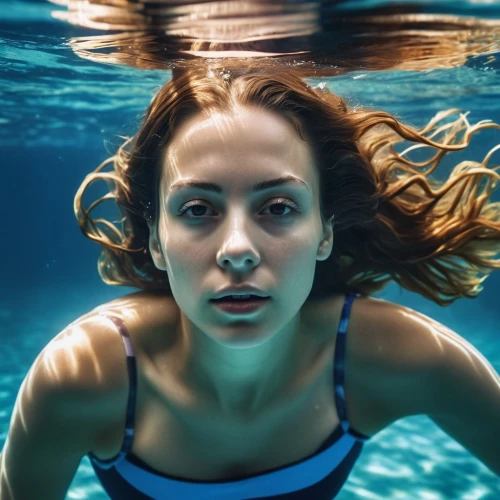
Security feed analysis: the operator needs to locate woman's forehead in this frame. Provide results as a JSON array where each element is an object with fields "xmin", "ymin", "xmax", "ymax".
[
  {"xmin": 161, "ymin": 108, "xmax": 315, "ymax": 183},
  {"xmin": 170, "ymin": 108, "xmax": 301, "ymax": 148}
]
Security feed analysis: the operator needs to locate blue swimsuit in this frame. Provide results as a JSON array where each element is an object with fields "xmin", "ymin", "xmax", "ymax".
[{"xmin": 88, "ymin": 292, "xmax": 370, "ymax": 499}]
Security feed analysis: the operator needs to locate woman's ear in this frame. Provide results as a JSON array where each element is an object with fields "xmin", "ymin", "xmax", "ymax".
[
  {"xmin": 317, "ymin": 215, "xmax": 334, "ymax": 262},
  {"xmin": 149, "ymin": 225, "xmax": 167, "ymax": 271}
]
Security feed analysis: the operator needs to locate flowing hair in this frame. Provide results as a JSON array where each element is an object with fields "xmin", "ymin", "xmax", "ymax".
[{"xmin": 74, "ymin": 67, "xmax": 500, "ymax": 306}]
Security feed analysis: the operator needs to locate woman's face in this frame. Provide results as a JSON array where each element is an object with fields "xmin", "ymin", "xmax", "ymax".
[{"xmin": 149, "ymin": 106, "xmax": 334, "ymax": 346}]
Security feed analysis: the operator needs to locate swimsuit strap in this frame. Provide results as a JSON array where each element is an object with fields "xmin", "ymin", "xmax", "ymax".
[
  {"xmin": 333, "ymin": 292, "xmax": 368, "ymax": 441},
  {"xmin": 89, "ymin": 313, "xmax": 137, "ymax": 469}
]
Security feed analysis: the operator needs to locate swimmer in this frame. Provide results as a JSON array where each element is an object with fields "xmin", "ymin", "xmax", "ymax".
[{"xmin": 1, "ymin": 68, "xmax": 499, "ymax": 499}]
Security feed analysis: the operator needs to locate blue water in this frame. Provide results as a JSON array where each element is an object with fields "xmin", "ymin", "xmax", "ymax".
[{"xmin": 2, "ymin": 0, "xmax": 500, "ymax": 498}]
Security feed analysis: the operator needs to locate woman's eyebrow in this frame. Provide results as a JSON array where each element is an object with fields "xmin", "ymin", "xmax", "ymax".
[{"xmin": 168, "ymin": 175, "xmax": 310, "ymax": 195}]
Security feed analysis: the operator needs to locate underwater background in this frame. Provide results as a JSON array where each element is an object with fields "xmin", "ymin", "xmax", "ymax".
[{"xmin": 1, "ymin": 0, "xmax": 500, "ymax": 498}]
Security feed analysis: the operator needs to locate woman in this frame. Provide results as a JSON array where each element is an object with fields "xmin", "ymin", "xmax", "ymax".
[{"xmin": 1, "ymin": 68, "xmax": 499, "ymax": 500}]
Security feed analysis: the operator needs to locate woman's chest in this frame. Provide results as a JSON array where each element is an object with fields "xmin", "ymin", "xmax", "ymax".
[
  {"xmin": 129, "ymin": 365, "xmax": 342, "ymax": 481},
  {"xmin": 90, "ymin": 293, "xmax": 378, "ymax": 481},
  {"xmin": 93, "ymin": 330, "xmax": 352, "ymax": 481}
]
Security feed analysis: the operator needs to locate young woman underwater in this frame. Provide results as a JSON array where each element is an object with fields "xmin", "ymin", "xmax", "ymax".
[{"xmin": 1, "ymin": 68, "xmax": 500, "ymax": 499}]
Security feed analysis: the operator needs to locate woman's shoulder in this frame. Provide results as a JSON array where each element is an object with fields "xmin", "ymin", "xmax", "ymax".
[
  {"xmin": 45, "ymin": 291, "xmax": 175, "ymax": 379},
  {"xmin": 305, "ymin": 292, "xmax": 432, "ymax": 365},
  {"xmin": 33, "ymin": 292, "xmax": 176, "ymax": 428},
  {"xmin": 342, "ymin": 293, "xmax": 457, "ymax": 436},
  {"xmin": 348, "ymin": 294, "xmax": 444, "ymax": 370},
  {"xmin": 36, "ymin": 302, "xmax": 133, "ymax": 410},
  {"xmin": 5, "ymin": 299, "xmax": 144, "ymax": 463}
]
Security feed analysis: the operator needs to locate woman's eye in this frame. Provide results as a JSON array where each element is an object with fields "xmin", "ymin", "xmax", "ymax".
[{"xmin": 177, "ymin": 199, "xmax": 300, "ymax": 219}]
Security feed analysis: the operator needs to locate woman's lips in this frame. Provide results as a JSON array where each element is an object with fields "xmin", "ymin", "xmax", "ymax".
[{"xmin": 210, "ymin": 296, "xmax": 270, "ymax": 314}]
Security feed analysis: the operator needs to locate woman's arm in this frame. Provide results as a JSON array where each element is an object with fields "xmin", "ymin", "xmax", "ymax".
[
  {"xmin": 370, "ymin": 300, "xmax": 500, "ymax": 477},
  {"xmin": 424, "ymin": 321, "xmax": 500, "ymax": 476},
  {"xmin": 0, "ymin": 318, "xmax": 119, "ymax": 500}
]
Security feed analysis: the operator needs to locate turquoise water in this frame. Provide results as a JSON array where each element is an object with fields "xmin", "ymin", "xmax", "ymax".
[{"xmin": 2, "ymin": 0, "xmax": 500, "ymax": 498}]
